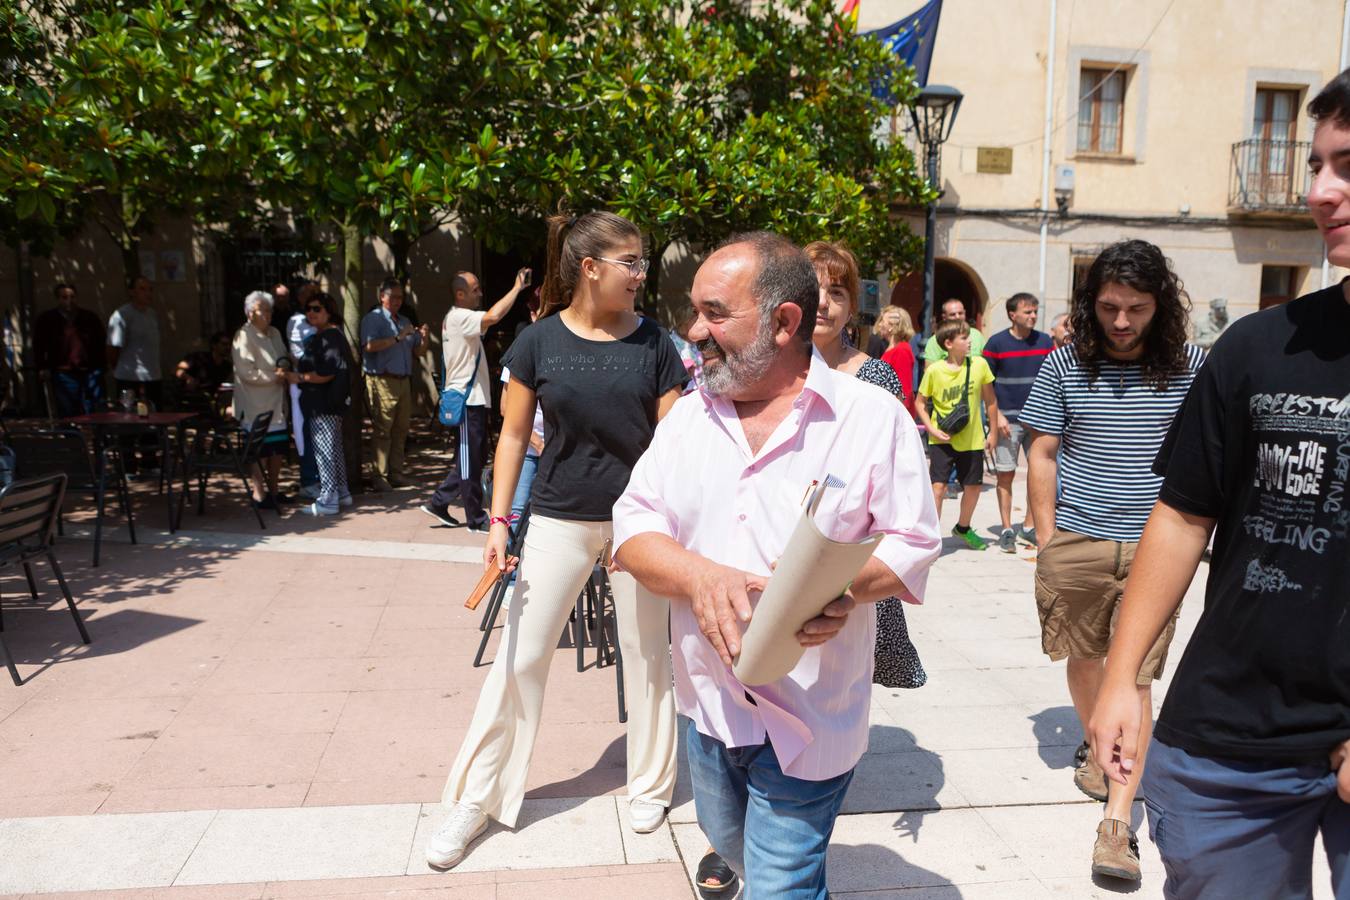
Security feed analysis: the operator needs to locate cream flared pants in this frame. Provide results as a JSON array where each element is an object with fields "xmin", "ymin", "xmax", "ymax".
[{"xmin": 442, "ymin": 515, "xmax": 677, "ymax": 828}]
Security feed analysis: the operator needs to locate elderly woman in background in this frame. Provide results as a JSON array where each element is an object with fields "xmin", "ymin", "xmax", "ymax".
[
  {"xmin": 233, "ymin": 290, "xmax": 291, "ymax": 510},
  {"xmin": 287, "ymin": 291, "xmax": 353, "ymax": 516}
]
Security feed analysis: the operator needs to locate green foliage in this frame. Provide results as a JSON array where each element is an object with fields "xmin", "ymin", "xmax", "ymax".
[{"xmin": 2, "ymin": 0, "xmax": 930, "ymax": 291}]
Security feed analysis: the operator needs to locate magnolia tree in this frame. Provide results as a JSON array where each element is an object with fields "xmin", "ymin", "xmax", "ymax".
[{"xmin": 4, "ymin": 0, "xmax": 930, "ymax": 325}]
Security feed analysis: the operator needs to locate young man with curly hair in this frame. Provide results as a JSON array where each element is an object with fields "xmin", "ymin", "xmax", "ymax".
[
  {"xmin": 1020, "ymin": 239, "xmax": 1204, "ymax": 882},
  {"xmin": 1091, "ymin": 73, "xmax": 1350, "ymax": 900}
]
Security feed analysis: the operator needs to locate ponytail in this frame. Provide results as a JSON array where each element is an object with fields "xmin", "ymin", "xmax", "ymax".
[
  {"xmin": 538, "ymin": 209, "xmax": 642, "ymax": 319},
  {"xmin": 539, "ymin": 213, "xmax": 576, "ymax": 319}
]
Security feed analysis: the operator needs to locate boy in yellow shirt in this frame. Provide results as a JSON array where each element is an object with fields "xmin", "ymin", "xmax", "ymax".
[{"xmin": 915, "ymin": 320, "xmax": 1005, "ymax": 549}]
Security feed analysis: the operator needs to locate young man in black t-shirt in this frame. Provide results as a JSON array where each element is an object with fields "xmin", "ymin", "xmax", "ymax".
[{"xmin": 1090, "ymin": 73, "xmax": 1350, "ymax": 900}]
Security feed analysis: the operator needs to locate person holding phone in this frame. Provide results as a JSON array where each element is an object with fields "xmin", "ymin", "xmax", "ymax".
[
  {"xmin": 421, "ymin": 268, "xmax": 528, "ymax": 531},
  {"xmin": 426, "ymin": 211, "xmax": 688, "ymax": 871}
]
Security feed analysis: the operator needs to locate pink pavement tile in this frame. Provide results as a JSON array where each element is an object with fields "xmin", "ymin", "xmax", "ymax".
[
  {"xmin": 522, "ymin": 719, "xmax": 627, "ymax": 800},
  {"xmin": 271, "ymin": 584, "xmax": 391, "ymax": 609},
  {"xmin": 21, "ymin": 650, "xmax": 225, "ymax": 700},
  {"xmin": 258, "ymin": 872, "xmax": 493, "ymax": 895},
  {"xmin": 351, "ymin": 655, "xmax": 481, "ymax": 692},
  {"xmin": 332, "ymin": 690, "xmax": 474, "ymax": 734},
  {"xmin": 0, "ymin": 696, "xmax": 185, "ymax": 746},
  {"xmin": 493, "ymin": 864, "xmax": 693, "ymax": 898},
  {"xmin": 0, "ymin": 790, "xmax": 110, "ymax": 817},
  {"xmin": 97, "ymin": 781, "xmax": 311, "ymax": 814},
  {"xmin": 374, "ymin": 605, "xmax": 482, "ymax": 633},
  {"xmin": 311, "ymin": 727, "xmax": 458, "ymax": 786},
  {"xmin": 362, "ymin": 628, "xmax": 483, "ymax": 659},
  {"xmin": 163, "ymin": 692, "xmax": 349, "ymax": 737},
  {"xmin": 230, "ymin": 608, "xmax": 385, "ymax": 660},
  {"xmin": 0, "ymin": 687, "xmax": 30, "ymax": 721},
  {"xmin": 119, "ymin": 731, "xmax": 331, "ymax": 791},
  {"xmin": 13, "ymin": 885, "xmax": 267, "ymax": 900},
  {"xmin": 0, "ymin": 738, "xmax": 154, "ymax": 798},
  {"xmin": 198, "ymin": 657, "xmax": 366, "ymax": 695},
  {"xmin": 301, "ymin": 777, "xmax": 442, "ymax": 807}
]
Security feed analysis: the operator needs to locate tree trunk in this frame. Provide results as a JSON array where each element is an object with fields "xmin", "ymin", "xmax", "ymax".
[
  {"xmin": 645, "ymin": 238, "xmax": 672, "ymax": 325},
  {"xmin": 340, "ymin": 220, "xmax": 364, "ymax": 349},
  {"xmin": 338, "ymin": 220, "xmax": 366, "ymax": 493},
  {"xmin": 14, "ymin": 241, "xmax": 36, "ymax": 414}
]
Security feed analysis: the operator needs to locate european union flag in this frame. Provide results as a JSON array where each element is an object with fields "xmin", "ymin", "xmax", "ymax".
[{"xmin": 865, "ymin": 0, "xmax": 944, "ymax": 97}]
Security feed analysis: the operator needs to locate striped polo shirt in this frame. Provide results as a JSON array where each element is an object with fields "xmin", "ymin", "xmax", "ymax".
[
  {"xmin": 1020, "ymin": 343, "xmax": 1206, "ymax": 541},
  {"xmin": 983, "ymin": 328, "xmax": 1054, "ymax": 421}
]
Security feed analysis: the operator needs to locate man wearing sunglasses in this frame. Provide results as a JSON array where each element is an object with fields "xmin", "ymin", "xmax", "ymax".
[{"xmin": 422, "ymin": 268, "xmax": 528, "ymax": 531}]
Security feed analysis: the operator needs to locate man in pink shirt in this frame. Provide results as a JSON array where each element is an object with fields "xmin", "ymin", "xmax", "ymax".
[{"xmin": 613, "ymin": 233, "xmax": 941, "ymax": 899}]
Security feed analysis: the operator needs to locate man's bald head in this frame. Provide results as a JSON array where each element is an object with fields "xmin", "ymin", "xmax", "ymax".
[
  {"xmin": 451, "ymin": 271, "xmax": 483, "ymax": 309},
  {"xmin": 712, "ymin": 232, "xmax": 819, "ymax": 343}
]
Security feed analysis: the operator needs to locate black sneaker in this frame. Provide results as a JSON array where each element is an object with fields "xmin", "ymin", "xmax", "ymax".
[{"xmin": 420, "ymin": 504, "xmax": 461, "ymax": 528}]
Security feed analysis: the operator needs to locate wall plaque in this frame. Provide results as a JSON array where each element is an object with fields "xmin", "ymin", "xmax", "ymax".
[{"xmin": 977, "ymin": 146, "xmax": 1013, "ymax": 174}]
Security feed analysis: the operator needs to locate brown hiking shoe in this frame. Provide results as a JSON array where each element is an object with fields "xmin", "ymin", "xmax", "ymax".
[
  {"xmin": 1092, "ymin": 818, "xmax": 1141, "ymax": 881},
  {"xmin": 1073, "ymin": 741, "xmax": 1109, "ymax": 801}
]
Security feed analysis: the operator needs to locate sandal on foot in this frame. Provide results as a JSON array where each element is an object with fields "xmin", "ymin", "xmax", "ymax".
[{"xmin": 696, "ymin": 850, "xmax": 739, "ymax": 897}]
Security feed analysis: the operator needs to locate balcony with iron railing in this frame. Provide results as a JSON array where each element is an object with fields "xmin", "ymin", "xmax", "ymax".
[{"xmin": 1229, "ymin": 138, "xmax": 1312, "ymax": 216}]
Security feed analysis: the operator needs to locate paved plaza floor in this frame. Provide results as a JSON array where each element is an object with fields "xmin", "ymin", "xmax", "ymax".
[{"xmin": 0, "ymin": 445, "xmax": 1336, "ymax": 899}]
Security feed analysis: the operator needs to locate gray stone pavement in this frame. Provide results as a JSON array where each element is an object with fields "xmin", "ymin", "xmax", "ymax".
[{"xmin": 0, "ymin": 467, "xmax": 1337, "ymax": 899}]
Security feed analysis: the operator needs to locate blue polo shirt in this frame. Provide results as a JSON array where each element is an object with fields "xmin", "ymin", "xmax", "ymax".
[
  {"xmin": 359, "ymin": 307, "xmax": 415, "ymax": 375},
  {"xmin": 982, "ymin": 327, "xmax": 1054, "ymax": 422}
]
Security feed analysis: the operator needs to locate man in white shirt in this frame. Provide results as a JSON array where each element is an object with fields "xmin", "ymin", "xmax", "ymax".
[
  {"xmin": 613, "ymin": 233, "xmax": 941, "ymax": 899},
  {"xmin": 107, "ymin": 275, "xmax": 163, "ymax": 472},
  {"xmin": 421, "ymin": 268, "xmax": 528, "ymax": 531}
]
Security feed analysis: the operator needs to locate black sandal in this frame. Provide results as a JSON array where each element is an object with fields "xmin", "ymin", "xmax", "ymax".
[{"xmin": 696, "ymin": 850, "xmax": 739, "ymax": 897}]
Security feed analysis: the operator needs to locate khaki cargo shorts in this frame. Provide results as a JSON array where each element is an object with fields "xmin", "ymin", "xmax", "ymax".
[{"xmin": 1034, "ymin": 528, "xmax": 1180, "ymax": 685}]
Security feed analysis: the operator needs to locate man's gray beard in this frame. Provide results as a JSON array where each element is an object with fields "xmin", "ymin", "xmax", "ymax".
[{"xmin": 701, "ymin": 319, "xmax": 779, "ymax": 397}]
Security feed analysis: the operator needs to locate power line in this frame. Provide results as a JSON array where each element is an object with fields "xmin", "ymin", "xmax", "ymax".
[{"xmin": 947, "ymin": 0, "xmax": 1179, "ymax": 151}]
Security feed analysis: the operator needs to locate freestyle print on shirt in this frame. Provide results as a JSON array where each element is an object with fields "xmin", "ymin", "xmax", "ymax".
[{"xmin": 1243, "ymin": 391, "xmax": 1350, "ymax": 568}]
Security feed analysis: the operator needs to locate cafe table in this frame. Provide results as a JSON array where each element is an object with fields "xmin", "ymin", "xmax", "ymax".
[{"xmin": 66, "ymin": 411, "xmax": 198, "ymax": 533}]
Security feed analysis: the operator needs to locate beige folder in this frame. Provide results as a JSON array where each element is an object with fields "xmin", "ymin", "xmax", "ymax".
[{"xmin": 732, "ymin": 480, "xmax": 882, "ymax": 687}]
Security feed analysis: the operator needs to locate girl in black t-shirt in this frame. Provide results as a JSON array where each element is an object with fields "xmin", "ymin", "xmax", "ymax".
[{"xmin": 429, "ymin": 212, "xmax": 688, "ymax": 870}]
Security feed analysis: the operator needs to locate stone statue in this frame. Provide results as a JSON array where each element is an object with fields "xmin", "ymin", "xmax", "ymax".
[{"xmin": 1193, "ymin": 298, "xmax": 1230, "ymax": 349}]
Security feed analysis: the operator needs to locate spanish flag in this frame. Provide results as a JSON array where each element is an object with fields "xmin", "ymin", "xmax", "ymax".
[{"xmin": 840, "ymin": 0, "xmax": 860, "ymax": 29}]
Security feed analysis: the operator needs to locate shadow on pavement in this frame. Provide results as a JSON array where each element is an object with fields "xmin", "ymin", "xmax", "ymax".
[{"xmin": 1028, "ymin": 705, "xmax": 1082, "ymax": 770}]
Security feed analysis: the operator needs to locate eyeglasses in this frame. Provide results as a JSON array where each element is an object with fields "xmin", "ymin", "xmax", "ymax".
[
  {"xmin": 305, "ymin": 305, "xmax": 323, "ymax": 313},
  {"xmin": 594, "ymin": 257, "xmax": 650, "ymax": 278}
]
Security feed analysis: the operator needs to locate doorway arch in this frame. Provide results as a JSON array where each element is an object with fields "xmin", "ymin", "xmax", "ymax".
[{"xmin": 890, "ymin": 258, "xmax": 990, "ymax": 332}]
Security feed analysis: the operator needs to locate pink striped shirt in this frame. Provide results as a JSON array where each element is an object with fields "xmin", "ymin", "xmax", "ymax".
[{"xmin": 613, "ymin": 351, "xmax": 941, "ymax": 780}]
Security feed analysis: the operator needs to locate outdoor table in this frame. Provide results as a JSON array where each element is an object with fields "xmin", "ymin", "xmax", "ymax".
[{"xmin": 66, "ymin": 411, "xmax": 197, "ymax": 533}]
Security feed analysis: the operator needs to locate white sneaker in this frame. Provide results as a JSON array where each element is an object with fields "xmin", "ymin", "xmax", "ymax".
[
  {"xmin": 425, "ymin": 802, "xmax": 488, "ymax": 869},
  {"xmin": 628, "ymin": 799, "xmax": 667, "ymax": 834},
  {"xmin": 339, "ymin": 493, "xmax": 353, "ymax": 508}
]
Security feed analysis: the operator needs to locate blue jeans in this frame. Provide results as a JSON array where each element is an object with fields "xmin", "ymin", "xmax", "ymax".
[
  {"xmin": 505, "ymin": 454, "xmax": 537, "ymax": 589},
  {"xmin": 1143, "ymin": 737, "xmax": 1349, "ymax": 900},
  {"xmin": 51, "ymin": 368, "xmax": 104, "ymax": 417},
  {"xmin": 684, "ymin": 718, "xmax": 854, "ymax": 899}
]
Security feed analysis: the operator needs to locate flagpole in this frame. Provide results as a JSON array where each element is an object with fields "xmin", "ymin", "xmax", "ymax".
[{"xmin": 1037, "ymin": 0, "xmax": 1058, "ymax": 325}]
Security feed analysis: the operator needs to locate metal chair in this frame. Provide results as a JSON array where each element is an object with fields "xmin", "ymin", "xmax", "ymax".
[
  {"xmin": 178, "ymin": 411, "xmax": 274, "ymax": 529},
  {"xmin": 0, "ymin": 474, "xmax": 92, "ymax": 686},
  {"xmin": 7, "ymin": 426, "xmax": 135, "ymax": 567}
]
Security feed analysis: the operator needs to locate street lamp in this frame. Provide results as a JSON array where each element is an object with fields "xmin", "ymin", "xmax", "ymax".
[{"xmin": 908, "ymin": 84, "xmax": 963, "ymax": 342}]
